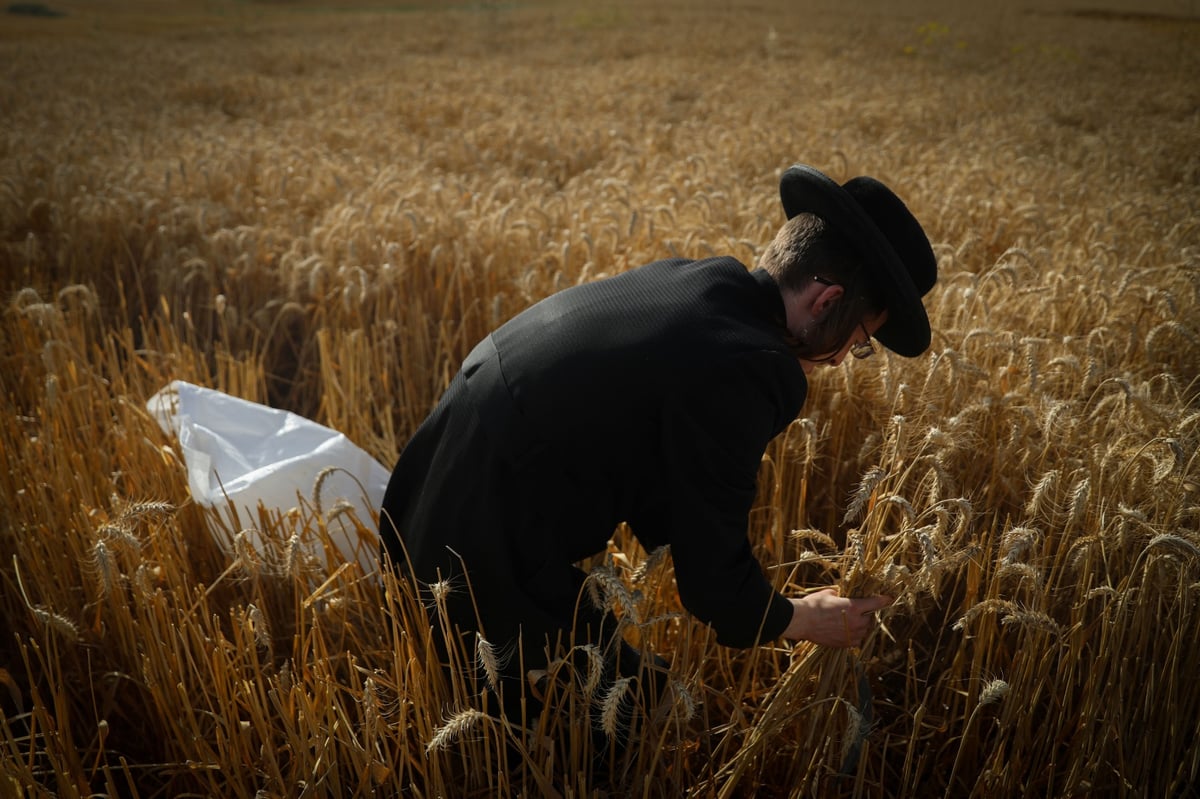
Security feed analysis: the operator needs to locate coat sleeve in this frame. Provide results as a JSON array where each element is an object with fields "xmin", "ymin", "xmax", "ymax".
[{"xmin": 660, "ymin": 351, "xmax": 803, "ymax": 648}]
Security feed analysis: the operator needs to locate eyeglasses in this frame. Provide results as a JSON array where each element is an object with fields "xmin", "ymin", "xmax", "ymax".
[
  {"xmin": 811, "ymin": 276, "xmax": 877, "ymax": 362},
  {"xmin": 849, "ymin": 322, "xmax": 877, "ymax": 360}
]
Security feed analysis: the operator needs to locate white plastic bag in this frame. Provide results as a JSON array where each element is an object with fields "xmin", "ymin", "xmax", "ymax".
[{"xmin": 147, "ymin": 380, "xmax": 388, "ymax": 575}]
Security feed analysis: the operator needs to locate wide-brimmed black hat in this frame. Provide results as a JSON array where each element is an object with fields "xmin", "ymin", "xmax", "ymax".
[{"xmin": 779, "ymin": 163, "xmax": 937, "ymax": 357}]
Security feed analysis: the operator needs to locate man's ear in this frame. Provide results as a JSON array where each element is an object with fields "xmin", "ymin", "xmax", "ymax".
[{"xmin": 811, "ymin": 283, "xmax": 844, "ymax": 317}]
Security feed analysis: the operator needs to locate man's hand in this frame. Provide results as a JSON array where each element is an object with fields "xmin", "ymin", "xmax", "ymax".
[{"xmin": 782, "ymin": 587, "xmax": 892, "ymax": 648}]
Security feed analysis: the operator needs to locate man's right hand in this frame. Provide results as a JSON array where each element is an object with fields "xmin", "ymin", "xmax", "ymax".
[{"xmin": 782, "ymin": 587, "xmax": 892, "ymax": 648}]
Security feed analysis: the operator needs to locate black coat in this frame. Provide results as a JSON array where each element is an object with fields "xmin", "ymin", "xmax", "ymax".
[{"xmin": 380, "ymin": 256, "xmax": 807, "ymax": 652}]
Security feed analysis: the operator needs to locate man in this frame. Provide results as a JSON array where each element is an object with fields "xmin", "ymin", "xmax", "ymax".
[{"xmin": 380, "ymin": 163, "xmax": 937, "ymax": 725}]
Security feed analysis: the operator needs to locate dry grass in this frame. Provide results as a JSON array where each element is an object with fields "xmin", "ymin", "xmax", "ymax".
[{"xmin": 2, "ymin": 0, "xmax": 1198, "ymax": 796}]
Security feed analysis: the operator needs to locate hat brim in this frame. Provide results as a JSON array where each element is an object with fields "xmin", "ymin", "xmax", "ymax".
[{"xmin": 780, "ymin": 165, "xmax": 931, "ymax": 357}]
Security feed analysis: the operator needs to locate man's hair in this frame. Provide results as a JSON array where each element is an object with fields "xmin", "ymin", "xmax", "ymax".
[{"xmin": 757, "ymin": 213, "xmax": 886, "ymax": 358}]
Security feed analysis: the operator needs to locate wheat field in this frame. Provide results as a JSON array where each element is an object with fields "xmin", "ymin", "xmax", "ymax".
[{"xmin": 1, "ymin": 0, "xmax": 1198, "ymax": 796}]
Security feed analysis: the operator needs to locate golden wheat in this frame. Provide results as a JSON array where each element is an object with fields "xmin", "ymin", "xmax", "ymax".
[{"xmin": 1, "ymin": 0, "xmax": 1197, "ymax": 796}]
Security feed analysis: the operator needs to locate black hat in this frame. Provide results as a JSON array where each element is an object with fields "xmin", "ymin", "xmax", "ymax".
[{"xmin": 779, "ymin": 164, "xmax": 937, "ymax": 357}]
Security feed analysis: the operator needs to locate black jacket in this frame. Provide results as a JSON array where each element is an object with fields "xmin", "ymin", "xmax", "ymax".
[{"xmin": 381, "ymin": 256, "xmax": 807, "ymax": 648}]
